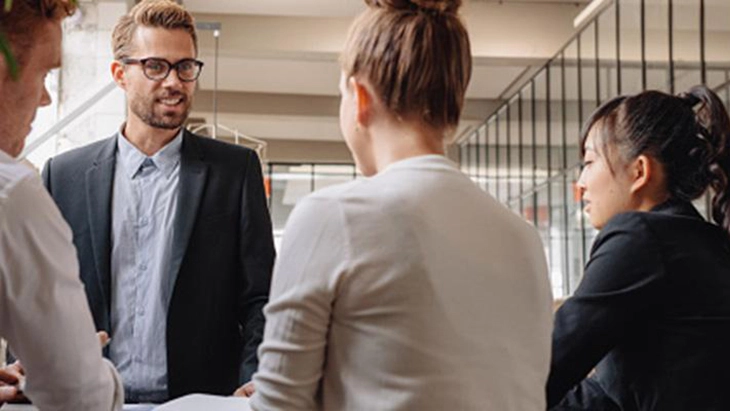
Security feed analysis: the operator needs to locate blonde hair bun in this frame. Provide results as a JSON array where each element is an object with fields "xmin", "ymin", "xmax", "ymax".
[{"xmin": 365, "ymin": 0, "xmax": 462, "ymax": 14}]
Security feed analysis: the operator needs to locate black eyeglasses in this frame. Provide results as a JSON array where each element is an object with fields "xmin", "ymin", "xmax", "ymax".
[{"xmin": 121, "ymin": 57, "xmax": 204, "ymax": 82}]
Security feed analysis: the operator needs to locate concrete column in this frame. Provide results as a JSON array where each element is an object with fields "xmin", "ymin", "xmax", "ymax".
[{"xmin": 26, "ymin": 0, "xmax": 128, "ymax": 168}]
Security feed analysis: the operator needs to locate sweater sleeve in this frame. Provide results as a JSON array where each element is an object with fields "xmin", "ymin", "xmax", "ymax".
[
  {"xmin": 250, "ymin": 194, "xmax": 349, "ymax": 410},
  {"xmin": 0, "ymin": 173, "xmax": 123, "ymax": 411}
]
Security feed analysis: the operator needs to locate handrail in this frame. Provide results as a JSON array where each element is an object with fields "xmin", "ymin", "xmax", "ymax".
[
  {"xmin": 189, "ymin": 123, "xmax": 268, "ymax": 162},
  {"xmin": 21, "ymin": 81, "xmax": 118, "ymax": 159},
  {"xmin": 455, "ymin": 0, "xmax": 617, "ymax": 146}
]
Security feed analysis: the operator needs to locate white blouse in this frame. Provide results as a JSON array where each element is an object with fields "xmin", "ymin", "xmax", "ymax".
[{"xmin": 252, "ymin": 155, "xmax": 553, "ymax": 410}]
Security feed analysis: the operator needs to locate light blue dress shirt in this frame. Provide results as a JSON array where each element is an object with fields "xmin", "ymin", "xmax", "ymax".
[{"xmin": 109, "ymin": 130, "xmax": 182, "ymax": 403}]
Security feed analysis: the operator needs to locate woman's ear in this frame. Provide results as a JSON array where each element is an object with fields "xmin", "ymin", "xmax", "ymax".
[
  {"xmin": 350, "ymin": 77, "xmax": 372, "ymax": 127},
  {"xmin": 629, "ymin": 154, "xmax": 652, "ymax": 194}
]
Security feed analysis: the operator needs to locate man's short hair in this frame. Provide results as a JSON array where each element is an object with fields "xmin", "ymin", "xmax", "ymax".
[
  {"xmin": 112, "ymin": 0, "xmax": 198, "ymax": 61},
  {"xmin": 0, "ymin": 0, "xmax": 76, "ymax": 65}
]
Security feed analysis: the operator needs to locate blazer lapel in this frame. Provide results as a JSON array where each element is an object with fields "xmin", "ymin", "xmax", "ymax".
[
  {"xmin": 85, "ymin": 137, "xmax": 117, "ymax": 313},
  {"xmin": 170, "ymin": 131, "xmax": 208, "ymax": 286}
]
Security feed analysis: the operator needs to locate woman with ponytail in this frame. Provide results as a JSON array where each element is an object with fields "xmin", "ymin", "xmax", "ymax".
[
  {"xmin": 547, "ymin": 85, "xmax": 730, "ymax": 410},
  {"xmin": 244, "ymin": 0, "xmax": 554, "ymax": 409}
]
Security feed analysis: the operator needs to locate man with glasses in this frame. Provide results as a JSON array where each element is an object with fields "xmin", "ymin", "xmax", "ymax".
[{"xmin": 41, "ymin": 0, "xmax": 275, "ymax": 402}]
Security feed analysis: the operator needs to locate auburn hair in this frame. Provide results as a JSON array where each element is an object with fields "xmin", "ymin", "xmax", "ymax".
[{"xmin": 0, "ymin": 0, "xmax": 76, "ymax": 65}]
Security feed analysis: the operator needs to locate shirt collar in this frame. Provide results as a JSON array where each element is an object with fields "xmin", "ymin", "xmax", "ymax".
[
  {"xmin": 650, "ymin": 197, "xmax": 705, "ymax": 221},
  {"xmin": 380, "ymin": 154, "xmax": 456, "ymax": 174},
  {"xmin": 116, "ymin": 128, "xmax": 183, "ymax": 179},
  {"xmin": 0, "ymin": 149, "xmax": 14, "ymax": 164}
]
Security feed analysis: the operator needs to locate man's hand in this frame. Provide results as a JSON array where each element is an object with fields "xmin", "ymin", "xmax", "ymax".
[
  {"xmin": 0, "ymin": 362, "xmax": 26, "ymax": 404},
  {"xmin": 233, "ymin": 381, "xmax": 255, "ymax": 398}
]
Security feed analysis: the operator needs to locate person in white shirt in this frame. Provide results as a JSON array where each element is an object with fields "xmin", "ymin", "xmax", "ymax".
[
  {"xmin": 0, "ymin": 0, "xmax": 123, "ymax": 409},
  {"xmin": 243, "ymin": 0, "xmax": 554, "ymax": 409}
]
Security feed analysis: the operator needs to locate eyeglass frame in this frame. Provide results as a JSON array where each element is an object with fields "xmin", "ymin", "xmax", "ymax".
[{"xmin": 120, "ymin": 57, "xmax": 205, "ymax": 82}]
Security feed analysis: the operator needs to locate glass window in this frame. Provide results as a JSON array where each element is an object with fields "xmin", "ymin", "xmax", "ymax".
[
  {"xmin": 705, "ymin": 1, "xmax": 730, "ymax": 90},
  {"xmin": 549, "ymin": 57, "xmax": 565, "ymax": 175},
  {"xmin": 498, "ymin": 108, "xmax": 509, "ymax": 202},
  {"xmin": 581, "ymin": 22, "xmax": 600, "ymax": 118},
  {"xmin": 598, "ymin": 1, "xmax": 619, "ymax": 102},
  {"xmin": 534, "ymin": 185, "xmax": 558, "ymax": 295},
  {"xmin": 477, "ymin": 125, "xmax": 488, "ymax": 191},
  {"xmin": 566, "ymin": 165, "xmax": 586, "ymax": 292},
  {"xmin": 488, "ymin": 119, "xmax": 498, "ymax": 198},
  {"xmin": 469, "ymin": 135, "xmax": 478, "ymax": 180},
  {"xmin": 509, "ymin": 97, "xmax": 521, "ymax": 207},
  {"xmin": 645, "ymin": 0, "xmax": 671, "ymax": 91},
  {"xmin": 269, "ymin": 163, "xmax": 359, "ymax": 250},
  {"xmin": 459, "ymin": 143, "xmax": 466, "ymax": 174},
  {"xmin": 549, "ymin": 176, "xmax": 568, "ymax": 297},
  {"xmin": 564, "ymin": 41, "xmax": 582, "ymax": 169},
  {"xmin": 619, "ymin": 0, "xmax": 644, "ymax": 92},
  {"xmin": 715, "ymin": 71, "xmax": 730, "ymax": 111},
  {"xmin": 461, "ymin": 141, "xmax": 469, "ymax": 176},
  {"xmin": 534, "ymin": 71, "xmax": 549, "ymax": 188},
  {"xmin": 672, "ymin": 0, "xmax": 703, "ymax": 92},
  {"xmin": 269, "ymin": 164, "xmax": 312, "ymax": 234},
  {"xmin": 521, "ymin": 85, "xmax": 535, "ymax": 194}
]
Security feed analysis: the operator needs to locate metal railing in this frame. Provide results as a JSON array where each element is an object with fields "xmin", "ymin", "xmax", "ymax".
[{"xmin": 21, "ymin": 81, "xmax": 117, "ymax": 160}]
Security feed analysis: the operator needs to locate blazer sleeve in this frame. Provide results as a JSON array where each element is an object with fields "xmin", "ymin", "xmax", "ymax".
[
  {"xmin": 550, "ymin": 377, "xmax": 620, "ymax": 411},
  {"xmin": 237, "ymin": 150, "xmax": 275, "ymax": 382},
  {"xmin": 41, "ymin": 157, "xmax": 53, "ymax": 193},
  {"xmin": 546, "ymin": 213, "xmax": 666, "ymax": 408}
]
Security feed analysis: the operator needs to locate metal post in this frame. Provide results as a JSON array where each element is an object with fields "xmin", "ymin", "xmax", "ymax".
[{"xmin": 213, "ymin": 29, "xmax": 220, "ymax": 139}]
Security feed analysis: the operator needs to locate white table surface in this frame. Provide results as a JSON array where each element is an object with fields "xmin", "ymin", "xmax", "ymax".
[{"xmin": 1, "ymin": 404, "xmax": 155, "ymax": 411}]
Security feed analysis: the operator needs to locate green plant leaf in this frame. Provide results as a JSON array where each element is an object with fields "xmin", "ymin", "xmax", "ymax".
[
  {"xmin": 3, "ymin": 0, "xmax": 12, "ymax": 13},
  {"xmin": 0, "ymin": 30, "xmax": 19, "ymax": 80}
]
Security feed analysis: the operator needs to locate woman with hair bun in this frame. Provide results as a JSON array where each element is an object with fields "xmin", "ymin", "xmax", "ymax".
[
  {"xmin": 547, "ymin": 86, "xmax": 730, "ymax": 410},
  {"xmin": 245, "ymin": 0, "xmax": 554, "ymax": 409}
]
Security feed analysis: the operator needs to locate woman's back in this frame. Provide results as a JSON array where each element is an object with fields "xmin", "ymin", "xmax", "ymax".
[
  {"xmin": 250, "ymin": 1, "xmax": 554, "ymax": 408},
  {"xmin": 279, "ymin": 155, "xmax": 553, "ymax": 410}
]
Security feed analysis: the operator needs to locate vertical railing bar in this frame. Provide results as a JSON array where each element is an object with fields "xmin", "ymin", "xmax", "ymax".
[{"xmin": 669, "ymin": 0, "xmax": 675, "ymax": 94}]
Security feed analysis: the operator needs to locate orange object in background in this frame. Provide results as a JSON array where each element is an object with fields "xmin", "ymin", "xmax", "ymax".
[
  {"xmin": 264, "ymin": 176, "xmax": 271, "ymax": 199},
  {"xmin": 573, "ymin": 181, "xmax": 583, "ymax": 203}
]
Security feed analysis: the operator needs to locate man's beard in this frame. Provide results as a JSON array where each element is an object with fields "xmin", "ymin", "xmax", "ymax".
[{"xmin": 131, "ymin": 91, "xmax": 192, "ymax": 130}]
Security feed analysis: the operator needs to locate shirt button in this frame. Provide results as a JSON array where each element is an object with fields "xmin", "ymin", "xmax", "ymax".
[
  {"xmin": 140, "ymin": 264, "xmax": 148, "ymax": 271},
  {"xmin": 140, "ymin": 217, "xmax": 149, "ymax": 226}
]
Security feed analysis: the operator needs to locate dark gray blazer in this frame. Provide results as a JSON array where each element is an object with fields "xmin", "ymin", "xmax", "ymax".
[{"xmin": 42, "ymin": 130, "xmax": 275, "ymax": 400}]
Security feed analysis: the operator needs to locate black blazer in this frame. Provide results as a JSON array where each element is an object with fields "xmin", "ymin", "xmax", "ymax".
[
  {"xmin": 547, "ymin": 200, "xmax": 730, "ymax": 410},
  {"xmin": 41, "ymin": 131, "xmax": 275, "ymax": 399}
]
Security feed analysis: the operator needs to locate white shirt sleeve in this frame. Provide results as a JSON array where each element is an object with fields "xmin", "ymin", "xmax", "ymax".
[
  {"xmin": 0, "ymin": 173, "xmax": 124, "ymax": 411},
  {"xmin": 250, "ymin": 195, "xmax": 348, "ymax": 411}
]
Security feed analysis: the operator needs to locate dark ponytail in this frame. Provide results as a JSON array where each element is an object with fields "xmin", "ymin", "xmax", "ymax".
[
  {"xmin": 581, "ymin": 85, "xmax": 730, "ymax": 237},
  {"xmin": 682, "ymin": 86, "xmax": 730, "ymax": 236}
]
